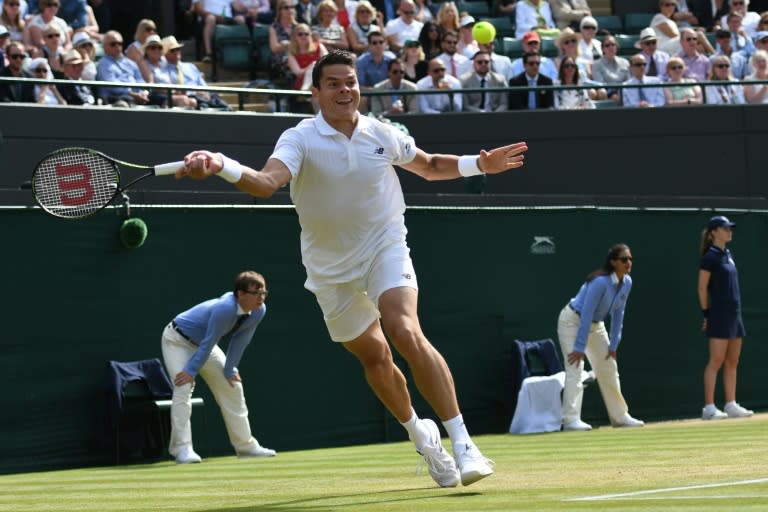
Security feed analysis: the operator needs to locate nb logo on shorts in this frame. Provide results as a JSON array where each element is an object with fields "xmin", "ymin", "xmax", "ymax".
[
  {"xmin": 374, "ymin": 147, "xmax": 384, "ymax": 154},
  {"xmin": 401, "ymin": 273, "xmax": 412, "ymax": 280}
]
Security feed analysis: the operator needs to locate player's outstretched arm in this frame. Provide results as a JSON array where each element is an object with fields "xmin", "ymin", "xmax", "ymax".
[
  {"xmin": 400, "ymin": 142, "xmax": 528, "ymax": 181},
  {"xmin": 177, "ymin": 150, "xmax": 292, "ymax": 198}
]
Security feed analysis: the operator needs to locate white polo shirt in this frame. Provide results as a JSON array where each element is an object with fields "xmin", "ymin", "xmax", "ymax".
[
  {"xmin": 384, "ymin": 17, "xmax": 424, "ymax": 46},
  {"xmin": 270, "ymin": 113, "xmax": 417, "ymax": 286}
]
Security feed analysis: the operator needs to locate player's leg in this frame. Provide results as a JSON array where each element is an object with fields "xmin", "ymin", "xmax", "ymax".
[
  {"xmin": 198, "ymin": 345, "xmax": 275, "ymax": 456},
  {"xmin": 160, "ymin": 324, "xmax": 200, "ymax": 462}
]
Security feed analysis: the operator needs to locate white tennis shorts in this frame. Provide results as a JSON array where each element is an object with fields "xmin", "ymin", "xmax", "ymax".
[{"xmin": 307, "ymin": 242, "xmax": 418, "ymax": 342}]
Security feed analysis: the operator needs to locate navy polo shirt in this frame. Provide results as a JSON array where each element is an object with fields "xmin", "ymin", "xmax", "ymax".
[{"xmin": 700, "ymin": 245, "xmax": 741, "ymax": 310}]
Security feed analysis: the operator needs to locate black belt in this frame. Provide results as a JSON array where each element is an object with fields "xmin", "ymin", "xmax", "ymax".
[
  {"xmin": 171, "ymin": 320, "xmax": 192, "ymax": 342},
  {"xmin": 567, "ymin": 303, "xmax": 579, "ymax": 315}
]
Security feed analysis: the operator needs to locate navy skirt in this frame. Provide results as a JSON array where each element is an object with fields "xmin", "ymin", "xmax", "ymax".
[{"xmin": 706, "ymin": 308, "xmax": 746, "ymax": 339}]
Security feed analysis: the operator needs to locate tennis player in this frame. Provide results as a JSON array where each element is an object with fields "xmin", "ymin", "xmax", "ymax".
[
  {"xmin": 177, "ymin": 50, "xmax": 527, "ymax": 487},
  {"xmin": 162, "ymin": 270, "xmax": 276, "ymax": 464}
]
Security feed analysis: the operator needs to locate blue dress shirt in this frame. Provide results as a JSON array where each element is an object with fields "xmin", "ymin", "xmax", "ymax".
[{"xmin": 568, "ymin": 272, "xmax": 632, "ymax": 353}]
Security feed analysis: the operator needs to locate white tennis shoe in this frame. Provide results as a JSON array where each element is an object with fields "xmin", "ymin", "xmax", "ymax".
[
  {"xmin": 416, "ymin": 419, "xmax": 460, "ymax": 488},
  {"xmin": 237, "ymin": 444, "xmax": 277, "ymax": 458},
  {"xmin": 724, "ymin": 402, "xmax": 754, "ymax": 418},
  {"xmin": 702, "ymin": 406, "xmax": 728, "ymax": 420},
  {"xmin": 455, "ymin": 444, "xmax": 494, "ymax": 486},
  {"xmin": 175, "ymin": 446, "xmax": 202, "ymax": 464}
]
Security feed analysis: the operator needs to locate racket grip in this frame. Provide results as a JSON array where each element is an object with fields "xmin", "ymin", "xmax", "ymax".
[{"xmin": 154, "ymin": 161, "xmax": 186, "ymax": 176}]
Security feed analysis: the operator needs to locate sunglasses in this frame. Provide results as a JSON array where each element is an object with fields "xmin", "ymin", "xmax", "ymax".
[
  {"xmin": 669, "ymin": 65, "xmax": 683, "ymax": 70},
  {"xmin": 563, "ymin": 63, "xmax": 577, "ymax": 68},
  {"xmin": 603, "ymin": 42, "xmax": 616, "ymax": 47},
  {"xmin": 630, "ymin": 62, "xmax": 645, "ymax": 67},
  {"xmin": 8, "ymin": 53, "xmax": 24, "ymax": 59},
  {"xmin": 33, "ymin": 67, "xmax": 47, "ymax": 73},
  {"xmin": 401, "ymin": 10, "xmax": 415, "ymax": 14},
  {"xmin": 684, "ymin": 37, "xmax": 697, "ymax": 42},
  {"xmin": 715, "ymin": 63, "xmax": 731, "ymax": 68},
  {"xmin": 582, "ymin": 25, "xmax": 596, "ymax": 30},
  {"xmin": 563, "ymin": 39, "xmax": 577, "ymax": 45},
  {"xmin": 432, "ymin": 67, "xmax": 446, "ymax": 72},
  {"xmin": 443, "ymin": 40, "xmax": 458, "ymax": 44},
  {"xmin": 108, "ymin": 41, "xmax": 123, "ymax": 46},
  {"xmin": 296, "ymin": 32, "xmax": 309, "ymax": 36},
  {"xmin": 526, "ymin": 61, "xmax": 541, "ymax": 66},
  {"xmin": 618, "ymin": 256, "xmax": 633, "ymax": 263},
  {"xmin": 475, "ymin": 60, "xmax": 490, "ymax": 64},
  {"xmin": 370, "ymin": 40, "xmax": 385, "ymax": 45},
  {"xmin": 46, "ymin": 33, "xmax": 60, "ymax": 38},
  {"xmin": 642, "ymin": 40, "xmax": 657, "ymax": 45},
  {"xmin": 390, "ymin": 69, "xmax": 404, "ymax": 74},
  {"xmin": 45, "ymin": 2, "xmax": 59, "ymax": 7},
  {"xmin": 6, "ymin": 2, "xmax": 20, "ymax": 5},
  {"xmin": 146, "ymin": 45, "xmax": 162, "ymax": 50},
  {"xmin": 281, "ymin": 4, "xmax": 296, "ymax": 8}
]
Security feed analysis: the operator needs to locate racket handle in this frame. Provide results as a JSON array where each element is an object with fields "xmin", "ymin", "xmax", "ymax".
[{"xmin": 154, "ymin": 161, "xmax": 185, "ymax": 176}]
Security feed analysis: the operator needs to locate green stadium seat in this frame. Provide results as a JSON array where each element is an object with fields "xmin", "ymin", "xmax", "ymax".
[
  {"xmin": 213, "ymin": 24, "xmax": 253, "ymax": 81},
  {"xmin": 457, "ymin": 1, "xmax": 490, "ymax": 17},
  {"xmin": 593, "ymin": 15, "xmax": 623, "ymax": 35},
  {"xmin": 593, "ymin": 99, "xmax": 617, "ymax": 109},
  {"xmin": 623, "ymin": 12, "xmax": 655, "ymax": 34},
  {"xmin": 482, "ymin": 16, "xmax": 516, "ymax": 39},
  {"xmin": 541, "ymin": 37, "xmax": 558, "ymax": 57},
  {"xmin": 501, "ymin": 36, "xmax": 523, "ymax": 58},
  {"xmin": 251, "ymin": 24, "xmax": 272, "ymax": 72},
  {"xmin": 615, "ymin": 34, "xmax": 641, "ymax": 56}
]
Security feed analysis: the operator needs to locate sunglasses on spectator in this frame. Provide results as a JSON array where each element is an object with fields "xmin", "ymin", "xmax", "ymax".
[
  {"xmin": 582, "ymin": 25, "xmax": 596, "ymax": 30},
  {"xmin": 669, "ymin": 65, "xmax": 683, "ymax": 70},
  {"xmin": 630, "ymin": 62, "xmax": 645, "ymax": 67},
  {"xmin": 370, "ymin": 40, "xmax": 385, "ymax": 45},
  {"xmin": 401, "ymin": 10, "xmax": 415, "ymax": 14},
  {"xmin": 146, "ymin": 45, "xmax": 162, "ymax": 50},
  {"xmin": 281, "ymin": 4, "xmax": 296, "ymax": 9},
  {"xmin": 526, "ymin": 61, "xmax": 541, "ymax": 66},
  {"xmin": 108, "ymin": 41, "xmax": 124, "ymax": 46},
  {"xmin": 46, "ymin": 2, "xmax": 59, "ymax": 7},
  {"xmin": 684, "ymin": 37, "xmax": 698, "ymax": 41},
  {"xmin": 34, "ymin": 67, "xmax": 47, "ymax": 73},
  {"xmin": 46, "ymin": 33, "xmax": 60, "ymax": 39},
  {"xmin": 603, "ymin": 42, "xmax": 616, "ymax": 47},
  {"xmin": 563, "ymin": 63, "xmax": 577, "ymax": 68},
  {"xmin": 432, "ymin": 67, "xmax": 446, "ymax": 72},
  {"xmin": 296, "ymin": 32, "xmax": 309, "ymax": 36},
  {"xmin": 642, "ymin": 40, "xmax": 657, "ymax": 45},
  {"xmin": 8, "ymin": 53, "xmax": 25, "ymax": 59},
  {"xmin": 390, "ymin": 69, "xmax": 404, "ymax": 74},
  {"xmin": 715, "ymin": 63, "xmax": 731, "ymax": 68},
  {"xmin": 443, "ymin": 39, "xmax": 458, "ymax": 44},
  {"xmin": 475, "ymin": 60, "xmax": 490, "ymax": 64},
  {"xmin": 563, "ymin": 39, "xmax": 577, "ymax": 45},
  {"xmin": 7, "ymin": 2, "xmax": 20, "ymax": 5}
]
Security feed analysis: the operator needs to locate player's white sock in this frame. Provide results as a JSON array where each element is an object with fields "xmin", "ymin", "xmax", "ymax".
[
  {"xmin": 401, "ymin": 409, "xmax": 429, "ymax": 449},
  {"xmin": 443, "ymin": 414, "xmax": 471, "ymax": 455}
]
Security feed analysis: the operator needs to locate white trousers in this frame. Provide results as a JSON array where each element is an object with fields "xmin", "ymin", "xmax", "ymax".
[
  {"xmin": 557, "ymin": 305, "xmax": 628, "ymax": 425},
  {"xmin": 161, "ymin": 324, "xmax": 260, "ymax": 456}
]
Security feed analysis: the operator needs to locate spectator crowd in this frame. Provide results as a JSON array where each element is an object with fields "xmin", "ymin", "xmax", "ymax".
[{"xmin": 2, "ymin": 0, "xmax": 768, "ymax": 112}]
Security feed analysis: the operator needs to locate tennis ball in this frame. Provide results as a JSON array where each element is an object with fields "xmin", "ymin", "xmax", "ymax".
[
  {"xmin": 472, "ymin": 21, "xmax": 497, "ymax": 45},
  {"xmin": 119, "ymin": 218, "xmax": 148, "ymax": 249}
]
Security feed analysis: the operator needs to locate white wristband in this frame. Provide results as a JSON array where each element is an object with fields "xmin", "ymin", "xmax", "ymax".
[
  {"xmin": 217, "ymin": 153, "xmax": 242, "ymax": 183},
  {"xmin": 458, "ymin": 155, "xmax": 483, "ymax": 177}
]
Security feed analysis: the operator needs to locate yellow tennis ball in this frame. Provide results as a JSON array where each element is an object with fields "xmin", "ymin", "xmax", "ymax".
[{"xmin": 472, "ymin": 21, "xmax": 497, "ymax": 45}]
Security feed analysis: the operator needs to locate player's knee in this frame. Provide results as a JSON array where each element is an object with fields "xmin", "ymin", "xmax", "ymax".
[{"xmin": 388, "ymin": 325, "xmax": 428, "ymax": 357}]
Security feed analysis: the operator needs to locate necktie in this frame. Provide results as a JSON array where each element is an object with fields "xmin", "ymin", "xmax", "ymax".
[
  {"xmin": 638, "ymin": 81, "xmax": 647, "ymax": 102},
  {"xmin": 450, "ymin": 57, "xmax": 456, "ymax": 77},
  {"xmin": 176, "ymin": 63, "xmax": 185, "ymax": 85},
  {"xmin": 480, "ymin": 77, "xmax": 486, "ymax": 110},
  {"xmin": 225, "ymin": 314, "xmax": 249, "ymax": 338},
  {"xmin": 528, "ymin": 78, "xmax": 537, "ymax": 109},
  {"xmin": 647, "ymin": 57, "xmax": 657, "ymax": 77},
  {"xmin": 719, "ymin": 86, "xmax": 730, "ymax": 104}
]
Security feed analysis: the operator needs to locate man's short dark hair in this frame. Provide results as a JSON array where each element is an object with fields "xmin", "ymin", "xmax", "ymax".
[
  {"xmin": 312, "ymin": 49, "xmax": 356, "ymax": 88},
  {"xmin": 367, "ymin": 30, "xmax": 384, "ymax": 43},
  {"xmin": 523, "ymin": 50, "xmax": 540, "ymax": 64},
  {"xmin": 387, "ymin": 58, "xmax": 403, "ymax": 71}
]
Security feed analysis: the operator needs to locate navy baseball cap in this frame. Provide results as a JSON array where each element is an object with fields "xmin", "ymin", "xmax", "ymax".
[{"xmin": 708, "ymin": 215, "xmax": 735, "ymax": 230}]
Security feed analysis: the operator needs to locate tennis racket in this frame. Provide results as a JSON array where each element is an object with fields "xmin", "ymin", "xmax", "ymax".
[{"xmin": 32, "ymin": 147, "xmax": 184, "ymax": 219}]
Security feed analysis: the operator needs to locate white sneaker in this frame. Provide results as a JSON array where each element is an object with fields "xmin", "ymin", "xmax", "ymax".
[
  {"xmin": 416, "ymin": 419, "xmax": 460, "ymax": 488},
  {"xmin": 613, "ymin": 413, "xmax": 645, "ymax": 428},
  {"xmin": 724, "ymin": 402, "xmax": 754, "ymax": 418},
  {"xmin": 237, "ymin": 444, "xmax": 277, "ymax": 458},
  {"xmin": 175, "ymin": 446, "xmax": 202, "ymax": 464},
  {"xmin": 455, "ymin": 444, "xmax": 494, "ymax": 486},
  {"xmin": 562, "ymin": 419, "xmax": 592, "ymax": 431},
  {"xmin": 702, "ymin": 406, "xmax": 728, "ymax": 420}
]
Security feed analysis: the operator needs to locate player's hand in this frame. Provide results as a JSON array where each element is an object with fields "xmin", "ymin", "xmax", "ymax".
[
  {"xmin": 567, "ymin": 351, "xmax": 585, "ymax": 366},
  {"xmin": 227, "ymin": 373, "xmax": 242, "ymax": 387},
  {"xmin": 606, "ymin": 350, "xmax": 617, "ymax": 360},
  {"xmin": 174, "ymin": 370, "xmax": 195, "ymax": 387},
  {"xmin": 478, "ymin": 142, "xmax": 528, "ymax": 174},
  {"xmin": 178, "ymin": 150, "xmax": 222, "ymax": 180}
]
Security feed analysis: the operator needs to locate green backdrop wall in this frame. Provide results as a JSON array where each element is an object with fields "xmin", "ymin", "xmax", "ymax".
[{"xmin": 1, "ymin": 206, "xmax": 766, "ymax": 474}]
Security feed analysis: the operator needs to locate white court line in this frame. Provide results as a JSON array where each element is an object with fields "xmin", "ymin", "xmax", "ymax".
[{"xmin": 567, "ymin": 477, "xmax": 768, "ymax": 501}]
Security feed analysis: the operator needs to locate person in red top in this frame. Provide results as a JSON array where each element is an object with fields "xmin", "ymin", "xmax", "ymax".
[{"xmin": 288, "ymin": 23, "xmax": 329, "ymax": 90}]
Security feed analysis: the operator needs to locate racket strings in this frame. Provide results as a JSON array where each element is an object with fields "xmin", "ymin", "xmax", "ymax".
[{"xmin": 33, "ymin": 150, "xmax": 120, "ymax": 219}]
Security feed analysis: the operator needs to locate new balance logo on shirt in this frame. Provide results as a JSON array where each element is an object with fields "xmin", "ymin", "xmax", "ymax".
[{"xmin": 374, "ymin": 147, "xmax": 385, "ymax": 154}]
